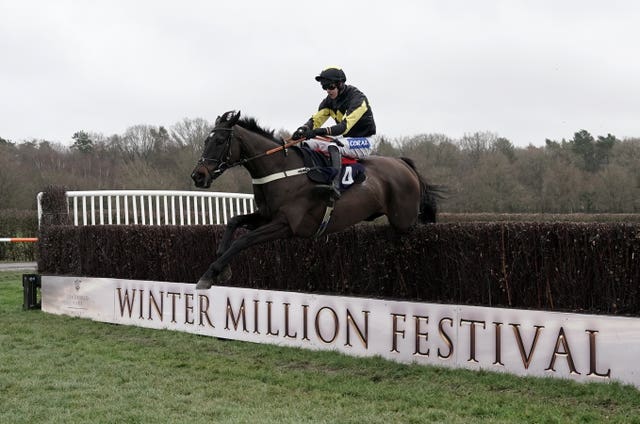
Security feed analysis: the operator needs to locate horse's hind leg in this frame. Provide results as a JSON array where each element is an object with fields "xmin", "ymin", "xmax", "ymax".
[
  {"xmin": 386, "ymin": 193, "xmax": 421, "ymax": 233},
  {"xmin": 387, "ymin": 211, "xmax": 418, "ymax": 233}
]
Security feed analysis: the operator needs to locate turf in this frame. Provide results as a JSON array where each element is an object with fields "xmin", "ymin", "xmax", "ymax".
[{"xmin": 1, "ymin": 272, "xmax": 639, "ymax": 423}]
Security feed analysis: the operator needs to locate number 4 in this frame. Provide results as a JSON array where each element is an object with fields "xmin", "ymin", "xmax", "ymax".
[{"xmin": 341, "ymin": 166, "xmax": 354, "ymax": 186}]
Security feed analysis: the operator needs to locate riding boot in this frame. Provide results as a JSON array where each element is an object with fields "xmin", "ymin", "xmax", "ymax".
[
  {"xmin": 327, "ymin": 145, "xmax": 342, "ymax": 200},
  {"xmin": 314, "ymin": 145, "xmax": 342, "ymax": 200},
  {"xmin": 328, "ymin": 145, "xmax": 342, "ymax": 200}
]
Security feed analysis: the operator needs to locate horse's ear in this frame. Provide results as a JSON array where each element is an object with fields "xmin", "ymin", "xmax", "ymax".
[
  {"xmin": 228, "ymin": 110, "xmax": 241, "ymax": 125},
  {"xmin": 219, "ymin": 110, "xmax": 241, "ymax": 125}
]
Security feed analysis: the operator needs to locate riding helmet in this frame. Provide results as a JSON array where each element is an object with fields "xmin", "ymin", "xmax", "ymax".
[{"xmin": 315, "ymin": 67, "xmax": 347, "ymax": 83}]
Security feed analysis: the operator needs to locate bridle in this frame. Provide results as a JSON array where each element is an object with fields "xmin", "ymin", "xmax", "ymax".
[
  {"xmin": 196, "ymin": 125, "xmax": 299, "ymax": 178},
  {"xmin": 196, "ymin": 127, "xmax": 235, "ymax": 178}
]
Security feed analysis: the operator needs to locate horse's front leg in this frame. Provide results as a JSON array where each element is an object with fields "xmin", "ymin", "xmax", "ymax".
[
  {"xmin": 216, "ymin": 212, "xmax": 267, "ymax": 257},
  {"xmin": 196, "ymin": 217, "xmax": 291, "ymax": 290},
  {"xmin": 200, "ymin": 212, "xmax": 266, "ymax": 287}
]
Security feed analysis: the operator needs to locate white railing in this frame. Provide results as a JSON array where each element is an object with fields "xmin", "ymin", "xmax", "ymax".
[{"xmin": 37, "ymin": 190, "xmax": 255, "ymax": 227}]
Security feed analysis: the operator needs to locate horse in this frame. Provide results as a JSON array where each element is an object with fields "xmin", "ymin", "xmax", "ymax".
[{"xmin": 190, "ymin": 110, "xmax": 440, "ymax": 289}]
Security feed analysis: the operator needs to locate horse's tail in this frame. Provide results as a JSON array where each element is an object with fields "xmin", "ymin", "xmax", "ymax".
[{"xmin": 400, "ymin": 157, "xmax": 445, "ymax": 224}]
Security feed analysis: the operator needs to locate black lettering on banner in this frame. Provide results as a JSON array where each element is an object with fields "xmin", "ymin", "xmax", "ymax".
[
  {"xmin": 390, "ymin": 313, "xmax": 406, "ymax": 353},
  {"xmin": 460, "ymin": 319, "xmax": 486, "ymax": 363},
  {"xmin": 116, "ymin": 288, "xmax": 136, "ymax": 317},
  {"xmin": 253, "ymin": 300, "xmax": 260, "ymax": 334},
  {"xmin": 493, "ymin": 322, "xmax": 504, "ymax": 366},
  {"xmin": 315, "ymin": 306, "xmax": 339, "ymax": 344},
  {"xmin": 414, "ymin": 315, "xmax": 429, "ymax": 357},
  {"xmin": 198, "ymin": 294, "xmax": 214, "ymax": 328},
  {"xmin": 167, "ymin": 292, "xmax": 181, "ymax": 324},
  {"xmin": 184, "ymin": 293, "xmax": 194, "ymax": 325},
  {"xmin": 302, "ymin": 304, "xmax": 310, "ymax": 341},
  {"xmin": 266, "ymin": 301, "xmax": 279, "ymax": 336},
  {"xmin": 284, "ymin": 303, "xmax": 297, "ymax": 339},
  {"xmin": 148, "ymin": 291, "xmax": 164, "ymax": 321},
  {"xmin": 510, "ymin": 323, "xmax": 544, "ymax": 369},
  {"xmin": 438, "ymin": 317, "xmax": 454, "ymax": 360},
  {"xmin": 226, "ymin": 298, "xmax": 247, "ymax": 332},
  {"xmin": 138, "ymin": 289, "xmax": 144, "ymax": 319},
  {"xmin": 345, "ymin": 309, "xmax": 369, "ymax": 349},
  {"xmin": 545, "ymin": 327, "xmax": 580, "ymax": 375},
  {"xmin": 586, "ymin": 330, "xmax": 611, "ymax": 379}
]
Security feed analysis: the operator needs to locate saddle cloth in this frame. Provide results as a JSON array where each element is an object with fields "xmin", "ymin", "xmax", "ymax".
[{"xmin": 292, "ymin": 146, "xmax": 366, "ymax": 191}]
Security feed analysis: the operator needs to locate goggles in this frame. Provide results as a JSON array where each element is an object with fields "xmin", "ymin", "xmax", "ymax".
[{"xmin": 321, "ymin": 81, "xmax": 338, "ymax": 90}]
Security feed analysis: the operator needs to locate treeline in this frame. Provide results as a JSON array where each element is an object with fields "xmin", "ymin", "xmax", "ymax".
[
  {"xmin": 0, "ymin": 118, "xmax": 252, "ymax": 210},
  {"xmin": 1, "ymin": 120, "xmax": 639, "ymax": 213},
  {"xmin": 377, "ymin": 130, "xmax": 640, "ymax": 213}
]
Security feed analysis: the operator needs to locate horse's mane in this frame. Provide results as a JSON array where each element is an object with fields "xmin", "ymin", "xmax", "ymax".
[{"xmin": 237, "ymin": 117, "xmax": 278, "ymax": 142}]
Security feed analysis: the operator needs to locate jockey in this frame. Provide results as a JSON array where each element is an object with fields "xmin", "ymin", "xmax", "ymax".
[{"xmin": 292, "ymin": 66, "xmax": 376, "ymax": 199}]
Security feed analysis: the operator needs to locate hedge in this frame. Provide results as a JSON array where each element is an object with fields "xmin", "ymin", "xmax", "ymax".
[
  {"xmin": 439, "ymin": 213, "xmax": 640, "ymax": 223},
  {"xmin": 37, "ymin": 222, "xmax": 640, "ymax": 316}
]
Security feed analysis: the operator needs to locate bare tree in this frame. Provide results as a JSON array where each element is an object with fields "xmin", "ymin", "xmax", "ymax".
[
  {"xmin": 170, "ymin": 118, "xmax": 212, "ymax": 153},
  {"xmin": 459, "ymin": 131, "xmax": 498, "ymax": 163}
]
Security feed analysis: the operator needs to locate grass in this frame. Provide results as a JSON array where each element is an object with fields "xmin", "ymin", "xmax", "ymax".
[{"xmin": 1, "ymin": 271, "xmax": 639, "ymax": 423}]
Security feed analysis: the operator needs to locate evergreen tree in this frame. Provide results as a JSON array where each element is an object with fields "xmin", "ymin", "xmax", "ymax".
[
  {"xmin": 71, "ymin": 131, "xmax": 94, "ymax": 153},
  {"xmin": 492, "ymin": 137, "xmax": 516, "ymax": 162},
  {"xmin": 594, "ymin": 133, "xmax": 617, "ymax": 168}
]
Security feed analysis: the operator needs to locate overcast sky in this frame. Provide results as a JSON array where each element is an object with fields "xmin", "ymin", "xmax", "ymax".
[{"xmin": 1, "ymin": 0, "xmax": 639, "ymax": 147}]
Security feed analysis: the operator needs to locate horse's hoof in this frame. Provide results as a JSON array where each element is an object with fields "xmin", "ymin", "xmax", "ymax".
[
  {"xmin": 217, "ymin": 266, "xmax": 232, "ymax": 283},
  {"xmin": 196, "ymin": 278, "xmax": 213, "ymax": 290}
]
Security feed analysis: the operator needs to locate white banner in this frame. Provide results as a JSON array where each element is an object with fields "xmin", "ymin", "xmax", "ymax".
[{"xmin": 42, "ymin": 276, "xmax": 640, "ymax": 388}]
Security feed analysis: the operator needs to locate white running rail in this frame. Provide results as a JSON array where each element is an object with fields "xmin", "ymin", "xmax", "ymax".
[{"xmin": 37, "ymin": 190, "xmax": 255, "ymax": 227}]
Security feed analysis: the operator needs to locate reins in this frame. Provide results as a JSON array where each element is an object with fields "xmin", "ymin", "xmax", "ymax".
[
  {"xmin": 199, "ymin": 126, "xmax": 334, "ymax": 173},
  {"xmin": 197, "ymin": 126, "xmax": 339, "ymax": 238},
  {"xmin": 237, "ymin": 134, "xmax": 335, "ymax": 166}
]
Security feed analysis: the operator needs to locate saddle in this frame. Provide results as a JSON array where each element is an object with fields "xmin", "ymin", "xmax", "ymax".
[{"xmin": 292, "ymin": 146, "xmax": 366, "ymax": 191}]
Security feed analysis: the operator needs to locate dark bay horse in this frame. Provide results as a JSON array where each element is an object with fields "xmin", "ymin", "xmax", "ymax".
[{"xmin": 191, "ymin": 110, "xmax": 440, "ymax": 289}]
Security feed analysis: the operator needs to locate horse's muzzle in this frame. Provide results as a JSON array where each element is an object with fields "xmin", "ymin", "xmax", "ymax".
[{"xmin": 191, "ymin": 169, "xmax": 212, "ymax": 189}]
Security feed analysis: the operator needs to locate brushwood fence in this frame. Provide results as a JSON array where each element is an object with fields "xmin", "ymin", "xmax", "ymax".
[{"xmin": 31, "ymin": 186, "xmax": 640, "ymax": 315}]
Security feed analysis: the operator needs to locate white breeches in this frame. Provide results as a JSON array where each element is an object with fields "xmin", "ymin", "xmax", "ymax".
[{"xmin": 303, "ymin": 136, "xmax": 373, "ymax": 158}]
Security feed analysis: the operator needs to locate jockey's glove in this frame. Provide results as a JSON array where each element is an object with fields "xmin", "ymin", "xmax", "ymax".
[
  {"xmin": 293, "ymin": 126, "xmax": 333, "ymax": 140},
  {"xmin": 292, "ymin": 126, "xmax": 311, "ymax": 140},
  {"xmin": 311, "ymin": 128, "xmax": 328, "ymax": 138}
]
